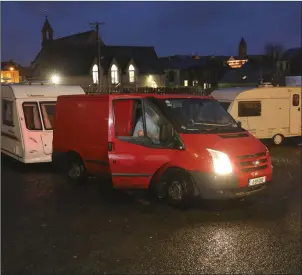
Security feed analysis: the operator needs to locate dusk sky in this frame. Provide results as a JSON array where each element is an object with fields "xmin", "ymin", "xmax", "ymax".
[{"xmin": 1, "ymin": 1, "xmax": 301, "ymax": 66}]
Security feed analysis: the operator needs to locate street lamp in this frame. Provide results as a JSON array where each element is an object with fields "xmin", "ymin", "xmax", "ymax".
[{"xmin": 51, "ymin": 74, "xmax": 60, "ymax": 84}]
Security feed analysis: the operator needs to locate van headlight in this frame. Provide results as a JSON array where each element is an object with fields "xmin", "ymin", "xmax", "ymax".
[{"xmin": 207, "ymin": 149, "xmax": 233, "ymax": 175}]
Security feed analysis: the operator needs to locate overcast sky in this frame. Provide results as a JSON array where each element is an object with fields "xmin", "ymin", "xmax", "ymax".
[{"xmin": 1, "ymin": 1, "xmax": 301, "ymax": 66}]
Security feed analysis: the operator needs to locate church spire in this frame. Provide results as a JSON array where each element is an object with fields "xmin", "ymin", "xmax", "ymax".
[
  {"xmin": 41, "ymin": 16, "xmax": 53, "ymax": 47},
  {"xmin": 239, "ymin": 37, "xmax": 247, "ymax": 59}
]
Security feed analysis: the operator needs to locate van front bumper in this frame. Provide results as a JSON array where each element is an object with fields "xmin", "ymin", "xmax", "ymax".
[{"xmin": 189, "ymin": 171, "xmax": 271, "ymax": 200}]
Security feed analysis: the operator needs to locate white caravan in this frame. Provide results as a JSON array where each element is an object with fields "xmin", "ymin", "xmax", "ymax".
[
  {"xmin": 211, "ymin": 85, "xmax": 301, "ymax": 145},
  {"xmin": 1, "ymin": 84, "xmax": 85, "ymax": 163}
]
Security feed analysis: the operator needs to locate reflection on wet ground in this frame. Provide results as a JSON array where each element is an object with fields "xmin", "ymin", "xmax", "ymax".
[{"xmin": 1, "ymin": 138, "xmax": 301, "ymax": 274}]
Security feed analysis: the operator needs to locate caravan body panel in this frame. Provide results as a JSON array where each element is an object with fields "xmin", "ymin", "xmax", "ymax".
[{"xmin": 1, "ymin": 84, "xmax": 85, "ymax": 163}]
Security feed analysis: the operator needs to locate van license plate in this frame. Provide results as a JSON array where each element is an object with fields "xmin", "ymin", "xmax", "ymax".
[{"xmin": 249, "ymin": 176, "xmax": 266, "ymax": 186}]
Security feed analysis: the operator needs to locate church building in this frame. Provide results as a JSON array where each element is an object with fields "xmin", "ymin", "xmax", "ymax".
[{"xmin": 31, "ymin": 17, "xmax": 165, "ymax": 89}]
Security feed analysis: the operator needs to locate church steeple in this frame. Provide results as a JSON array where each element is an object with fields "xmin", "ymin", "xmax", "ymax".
[
  {"xmin": 239, "ymin": 37, "xmax": 247, "ymax": 59},
  {"xmin": 41, "ymin": 16, "xmax": 53, "ymax": 47}
]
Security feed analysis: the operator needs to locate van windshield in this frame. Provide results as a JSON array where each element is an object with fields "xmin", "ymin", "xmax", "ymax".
[
  {"xmin": 40, "ymin": 102, "xmax": 56, "ymax": 130},
  {"xmin": 156, "ymin": 98, "xmax": 243, "ymax": 134},
  {"xmin": 220, "ymin": 102, "xmax": 231, "ymax": 111}
]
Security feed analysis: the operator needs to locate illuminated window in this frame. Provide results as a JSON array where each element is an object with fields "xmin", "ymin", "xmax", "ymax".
[
  {"xmin": 193, "ymin": 80, "xmax": 198, "ymax": 86},
  {"xmin": 151, "ymin": 80, "xmax": 157, "ymax": 88},
  {"xmin": 111, "ymin": 64, "xmax": 119, "ymax": 84},
  {"xmin": 129, "ymin": 64, "xmax": 135, "ymax": 83},
  {"xmin": 184, "ymin": 80, "xmax": 188, "ymax": 87},
  {"xmin": 92, "ymin": 64, "xmax": 99, "ymax": 84}
]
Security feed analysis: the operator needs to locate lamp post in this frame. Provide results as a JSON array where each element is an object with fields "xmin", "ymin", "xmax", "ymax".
[{"xmin": 90, "ymin": 22, "xmax": 105, "ymax": 91}]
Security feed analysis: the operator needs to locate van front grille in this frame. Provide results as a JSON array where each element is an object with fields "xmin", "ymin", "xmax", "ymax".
[{"xmin": 236, "ymin": 151, "xmax": 268, "ymax": 173}]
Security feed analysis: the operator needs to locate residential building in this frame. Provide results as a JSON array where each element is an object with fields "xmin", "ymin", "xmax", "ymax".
[
  {"xmin": 1, "ymin": 61, "xmax": 21, "ymax": 83},
  {"xmin": 159, "ymin": 54, "xmax": 229, "ymax": 93},
  {"xmin": 1, "ymin": 60, "xmax": 33, "ymax": 83}
]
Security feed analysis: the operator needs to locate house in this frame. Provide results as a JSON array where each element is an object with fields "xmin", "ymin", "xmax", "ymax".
[
  {"xmin": 159, "ymin": 54, "xmax": 229, "ymax": 92},
  {"xmin": 218, "ymin": 60, "xmax": 274, "ymax": 88},
  {"xmin": 1, "ymin": 60, "xmax": 32, "ymax": 83},
  {"xmin": 31, "ymin": 17, "xmax": 165, "ymax": 89}
]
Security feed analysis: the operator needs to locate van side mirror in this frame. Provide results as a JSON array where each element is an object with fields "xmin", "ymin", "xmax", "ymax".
[
  {"xmin": 159, "ymin": 124, "xmax": 173, "ymax": 143},
  {"xmin": 237, "ymin": 121, "xmax": 242, "ymax": 128}
]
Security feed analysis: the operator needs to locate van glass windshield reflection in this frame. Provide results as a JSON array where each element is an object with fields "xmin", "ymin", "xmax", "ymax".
[
  {"xmin": 157, "ymin": 98, "xmax": 242, "ymax": 133},
  {"xmin": 220, "ymin": 102, "xmax": 231, "ymax": 111}
]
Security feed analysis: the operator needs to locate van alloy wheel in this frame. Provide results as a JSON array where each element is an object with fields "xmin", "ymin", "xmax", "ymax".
[
  {"xmin": 69, "ymin": 163, "xmax": 82, "ymax": 179},
  {"xmin": 165, "ymin": 170, "xmax": 195, "ymax": 207},
  {"xmin": 273, "ymin": 134, "xmax": 283, "ymax": 145},
  {"xmin": 168, "ymin": 180, "xmax": 184, "ymax": 201},
  {"xmin": 67, "ymin": 157, "xmax": 87, "ymax": 183}
]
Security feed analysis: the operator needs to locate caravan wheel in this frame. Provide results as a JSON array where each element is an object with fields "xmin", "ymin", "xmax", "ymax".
[{"xmin": 273, "ymin": 134, "xmax": 284, "ymax": 146}]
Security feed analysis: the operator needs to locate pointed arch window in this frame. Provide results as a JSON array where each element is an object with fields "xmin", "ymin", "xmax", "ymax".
[
  {"xmin": 128, "ymin": 64, "xmax": 135, "ymax": 83},
  {"xmin": 92, "ymin": 64, "xmax": 99, "ymax": 84},
  {"xmin": 111, "ymin": 64, "xmax": 119, "ymax": 84}
]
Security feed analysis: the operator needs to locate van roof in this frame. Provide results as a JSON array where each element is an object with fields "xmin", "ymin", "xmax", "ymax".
[
  {"xmin": 2, "ymin": 84, "xmax": 85, "ymax": 99},
  {"xmin": 211, "ymin": 86, "xmax": 301, "ymax": 101}
]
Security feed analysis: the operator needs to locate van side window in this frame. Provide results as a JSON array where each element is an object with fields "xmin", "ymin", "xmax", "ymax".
[
  {"xmin": 23, "ymin": 102, "xmax": 42, "ymax": 130},
  {"xmin": 40, "ymin": 102, "xmax": 56, "ymax": 130},
  {"xmin": 238, "ymin": 101, "xmax": 261, "ymax": 117},
  {"xmin": 113, "ymin": 99, "xmax": 176, "ymax": 148},
  {"xmin": 2, "ymin": 99, "xmax": 14, "ymax": 126},
  {"xmin": 293, "ymin": 94, "xmax": 300, "ymax": 106},
  {"xmin": 113, "ymin": 99, "xmax": 141, "ymax": 137}
]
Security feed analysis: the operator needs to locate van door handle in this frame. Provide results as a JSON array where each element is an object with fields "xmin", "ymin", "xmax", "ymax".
[{"xmin": 108, "ymin": 142, "xmax": 114, "ymax": 151}]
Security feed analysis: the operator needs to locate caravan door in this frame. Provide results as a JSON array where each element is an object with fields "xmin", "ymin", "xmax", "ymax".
[{"xmin": 289, "ymin": 91, "xmax": 301, "ymax": 135}]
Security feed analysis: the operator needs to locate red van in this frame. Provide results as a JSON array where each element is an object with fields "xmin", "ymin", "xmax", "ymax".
[{"xmin": 52, "ymin": 93, "xmax": 273, "ymax": 206}]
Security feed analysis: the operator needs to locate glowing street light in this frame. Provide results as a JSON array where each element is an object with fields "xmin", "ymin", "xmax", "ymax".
[{"xmin": 51, "ymin": 74, "xmax": 60, "ymax": 84}]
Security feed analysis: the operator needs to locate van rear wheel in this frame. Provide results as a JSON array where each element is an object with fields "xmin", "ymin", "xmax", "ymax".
[
  {"xmin": 166, "ymin": 170, "xmax": 195, "ymax": 208},
  {"xmin": 67, "ymin": 155, "xmax": 87, "ymax": 183},
  {"xmin": 273, "ymin": 134, "xmax": 284, "ymax": 146}
]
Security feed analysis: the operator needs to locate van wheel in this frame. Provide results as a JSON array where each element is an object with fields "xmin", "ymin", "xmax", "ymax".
[
  {"xmin": 166, "ymin": 170, "xmax": 195, "ymax": 208},
  {"xmin": 67, "ymin": 155, "xmax": 87, "ymax": 183},
  {"xmin": 272, "ymin": 134, "xmax": 284, "ymax": 146}
]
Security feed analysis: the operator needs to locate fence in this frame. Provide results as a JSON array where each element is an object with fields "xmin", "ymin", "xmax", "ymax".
[{"xmin": 84, "ymin": 85, "xmax": 208, "ymax": 96}]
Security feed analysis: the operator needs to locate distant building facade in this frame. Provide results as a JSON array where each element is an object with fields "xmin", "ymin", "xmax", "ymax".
[{"xmin": 1, "ymin": 60, "xmax": 32, "ymax": 83}]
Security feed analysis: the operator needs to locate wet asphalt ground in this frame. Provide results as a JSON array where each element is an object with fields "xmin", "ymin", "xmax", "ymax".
[{"xmin": 1, "ymin": 139, "xmax": 302, "ymax": 274}]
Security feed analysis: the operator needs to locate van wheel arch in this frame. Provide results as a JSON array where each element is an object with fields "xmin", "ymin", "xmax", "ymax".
[
  {"xmin": 66, "ymin": 151, "xmax": 88, "ymax": 183},
  {"xmin": 149, "ymin": 166, "xmax": 196, "ymax": 206}
]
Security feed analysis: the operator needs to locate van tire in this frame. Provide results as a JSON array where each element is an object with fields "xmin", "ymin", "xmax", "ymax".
[
  {"xmin": 272, "ymin": 134, "xmax": 284, "ymax": 146},
  {"xmin": 67, "ymin": 154, "xmax": 87, "ymax": 183},
  {"xmin": 165, "ymin": 169, "xmax": 195, "ymax": 208}
]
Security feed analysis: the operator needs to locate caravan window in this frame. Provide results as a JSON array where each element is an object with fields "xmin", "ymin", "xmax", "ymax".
[
  {"xmin": 2, "ymin": 100, "xmax": 14, "ymax": 126},
  {"xmin": 23, "ymin": 102, "xmax": 42, "ymax": 130},
  {"xmin": 293, "ymin": 94, "xmax": 300, "ymax": 106},
  {"xmin": 40, "ymin": 102, "xmax": 56, "ymax": 130},
  {"xmin": 238, "ymin": 101, "xmax": 261, "ymax": 117}
]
